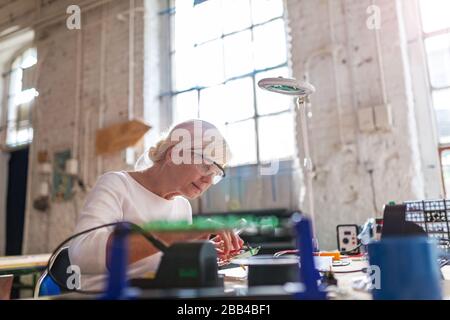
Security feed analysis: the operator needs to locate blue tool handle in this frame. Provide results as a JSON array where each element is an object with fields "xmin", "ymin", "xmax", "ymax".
[
  {"xmin": 294, "ymin": 215, "xmax": 327, "ymax": 300},
  {"xmin": 101, "ymin": 222, "xmax": 130, "ymax": 300}
]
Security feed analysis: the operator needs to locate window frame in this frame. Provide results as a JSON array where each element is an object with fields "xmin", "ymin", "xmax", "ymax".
[
  {"xmin": 418, "ymin": 1, "xmax": 450, "ymax": 196},
  {"xmin": 439, "ymin": 146, "xmax": 450, "ymax": 196},
  {"xmin": 2, "ymin": 46, "xmax": 37, "ymax": 151},
  {"xmin": 161, "ymin": 0, "xmax": 294, "ymax": 167}
]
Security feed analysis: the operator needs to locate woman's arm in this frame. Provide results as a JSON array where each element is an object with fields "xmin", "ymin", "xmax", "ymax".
[
  {"xmin": 105, "ymin": 230, "xmax": 211, "ymax": 269},
  {"xmin": 106, "ymin": 233, "xmax": 158, "ymax": 268},
  {"xmin": 69, "ymin": 173, "xmax": 126, "ymax": 275}
]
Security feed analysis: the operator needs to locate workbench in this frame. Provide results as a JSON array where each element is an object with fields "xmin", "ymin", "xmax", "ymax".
[
  {"xmin": 33, "ymin": 255, "xmax": 450, "ymax": 300},
  {"xmin": 0, "ymin": 254, "xmax": 51, "ymax": 276},
  {"xmin": 0, "ymin": 253, "xmax": 51, "ymax": 297}
]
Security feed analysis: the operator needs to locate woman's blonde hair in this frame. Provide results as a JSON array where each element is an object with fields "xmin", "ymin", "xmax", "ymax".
[
  {"xmin": 135, "ymin": 119, "xmax": 232, "ymax": 170},
  {"xmin": 148, "ymin": 137, "xmax": 176, "ymax": 163}
]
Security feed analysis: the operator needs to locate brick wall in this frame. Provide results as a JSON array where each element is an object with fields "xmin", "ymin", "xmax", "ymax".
[{"xmin": 287, "ymin": 0, "xmax": 439, "ymax": 248}]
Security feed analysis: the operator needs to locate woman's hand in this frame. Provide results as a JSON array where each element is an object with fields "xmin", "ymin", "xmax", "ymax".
[
  {"xmin": 144, "ymin": 230, "xmax": 244, "ymax": 264},
  {"xmin": 210, "ymin": 230, "xmax": 244, "ymax": 260}
]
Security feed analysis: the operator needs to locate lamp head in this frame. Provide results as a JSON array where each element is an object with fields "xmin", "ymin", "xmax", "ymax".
[{"xmin": 257, "ymin": 77, "xmax": 315, "ymax": 97}]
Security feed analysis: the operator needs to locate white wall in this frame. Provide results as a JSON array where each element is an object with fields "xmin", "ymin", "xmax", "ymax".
[{"xmin": 287, "ymin": 0, "xmax": 436, "ymax": 249}]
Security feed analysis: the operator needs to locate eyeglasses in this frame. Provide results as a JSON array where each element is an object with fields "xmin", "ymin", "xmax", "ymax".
[{"xmin": 192, "ymin": 152, "xmax": 226, "ymax": 185}]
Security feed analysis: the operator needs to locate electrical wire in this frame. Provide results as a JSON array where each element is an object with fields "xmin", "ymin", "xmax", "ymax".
[
  {"xmin": 330, "ymin": 269, "xmax": 366, "ymax": 274},
  {"xmin": 274, "ymin": 243, "xmax": 363, "ymax": 258},
  {"xmin": 273, "ymin": 249, "xmax": 298, "ymax": 258},
  {"xmin": 46, "ymin": 221, "xmax": 168, "ymax": 295},
  {"xmin": 339, "ymin": 243, "xmax": 362, "ymax": 255}
]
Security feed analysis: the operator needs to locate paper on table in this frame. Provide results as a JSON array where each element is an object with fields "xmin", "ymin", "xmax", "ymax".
[{"xmin": 218, "ymin": 266, "xmax": 248, "ymax": 280}]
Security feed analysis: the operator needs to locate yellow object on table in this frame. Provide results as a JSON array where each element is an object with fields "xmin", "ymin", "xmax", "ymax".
[{"xmin": 313, "ymin": 251, "xmax": 341, "ymax": 261}]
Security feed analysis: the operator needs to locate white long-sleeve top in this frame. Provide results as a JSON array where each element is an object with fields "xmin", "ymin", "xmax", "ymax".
[{"xmin": 68, "ymin": 171, "xmax": 192, "ymax": 291}]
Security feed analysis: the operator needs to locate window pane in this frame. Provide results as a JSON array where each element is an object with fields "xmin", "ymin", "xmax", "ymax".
[
  {"xmin": 7, "ymin": 104, "xmax": 16, "ymax": 122},
  {"xmin": 224, "ymin": 120, "xmax": 257, "ymax": 166},
  {"xmin": 425, "ymin": 34, "xmax": 450, "ymax": 89},
  {"xmin": 255, "ymin": 66, "xmax": 292, "ymax": 115},
  {"xmin": 223, "ymin": 30, "xmax": 253, "ymax": 79},
  {"xmin": 174, "ymin": 1, "xmax": 195, "ymax": 50},
  {"xmin": 251, "ymin": 0, "xmax": 284, "ymax": 24},
  {"xmin": 17, "ymin": 102, "xmax": 31, "ymax": 124},
  {"xmin": 16, "ymin": 128, "xmax": 30, "ymax": 145},
  {"xmin": 419, "ymin": 0, "xmax": 450, "ymax": 34},
  {"xmin": 258, "ymin": 112, "xmax": 295, "ymax": 162},
  {"xmin": 222, "ymin": 77, "xmax": 254, "ymax": 123},
  {"xmin": 253, "ymin": 19, "xmax": 287, "ymax": 70},
  {"xmin": 21, "ymin": 48, "xmax": 37, "ymax": 69},
  {"xmin": 173, "ymin": 90, "xmax": 198, "ymax": 124},
  {"xmin": 9, "ymin": 68, "xmax": 22, "ymax": 96},
  {"xmin": 433, "ymin": 89, "xmax": 450, "ymax": 143},
  {"xmin": 173, "ymin": 48, "xmax": 197, "ymax": 91},
  {"xmin": 441, "ymin": 150, "xmax": 450, "ymax": 197},
  {"xmin": 199, "ymin": 85, "xmax": 226, "ymax": 125},
  {"xmin": 193, "ymin": 0, "xmax": 222, "ymax": 44},
  {"xmin": 222, "ymin": 0, "xmax": 251, "ymax": 34},
  {"xmin": 13, "ymin": 88, "xmax": 38, "ymax": 106},
  {"xmin": 6, "ymin": 125, "xmax": 17, "ymax": 146},
  {"xmin": 196, "ymin": 40, "xmax": 224, "ymax": 87},
  {"xmin": 7, "ymin": 48, "xmax": 36, "ymax": 147}
]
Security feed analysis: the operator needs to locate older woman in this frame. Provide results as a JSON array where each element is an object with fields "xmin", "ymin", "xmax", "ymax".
[{"xmin": 69, "ymin": 119, "xmax": 243, "ymax": 291}]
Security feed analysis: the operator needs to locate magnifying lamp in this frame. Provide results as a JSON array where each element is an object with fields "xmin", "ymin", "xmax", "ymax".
[
  {"xmin": 258, "ymin": 77, "xmax": 316, "ymax": 232},
  {"xmin": 257, "ymin": 77, "xmax": 315, "ymax": 97}
]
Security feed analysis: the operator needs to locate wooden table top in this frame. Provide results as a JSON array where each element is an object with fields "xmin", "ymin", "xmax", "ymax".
[{"xmin": 0, "ymin": 253, "xmax": 51, "ymax": 276}]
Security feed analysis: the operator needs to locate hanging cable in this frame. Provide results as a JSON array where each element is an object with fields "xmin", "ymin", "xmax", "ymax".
[{"xmin": 46, "ymin": 221, "xmax": 168, "ymax": 295}]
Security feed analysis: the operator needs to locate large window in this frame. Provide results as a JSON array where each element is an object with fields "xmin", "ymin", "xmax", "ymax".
[
  {"xmin": 167, "ymin": 0, "xmax": 294, "ymax": 166},
  {"xmin": 5, "ymin": 47, "xmax": 37, "ymax": 148},
  {"xmin": 419, "ymin": 0, "xmax": 450, "ymax": 194}
]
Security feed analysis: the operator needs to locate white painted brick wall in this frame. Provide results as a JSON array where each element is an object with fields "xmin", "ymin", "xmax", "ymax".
[{"xmin": 287, "ymin": 0, "xmax": 432, "ymax": 249}]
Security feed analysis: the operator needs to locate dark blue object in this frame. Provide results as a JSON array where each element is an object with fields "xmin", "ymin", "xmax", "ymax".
[
  {"xmin": 37, "ymin": 247, "xmax": 72, "ymax": 297},
  {"xmin": 39, "ymin": 275, "xmax": 61, "ymax": 296},
  {"xmin": 293, "ymin": 215, "xmax": 327, "ymax": 300},
  {"xmin": 101, "ymin": 223, "xmax": 131, "ymax": 300},
  {"xmin": 368, "ymin": 236, "xmax": 442, "ymax": 300}
]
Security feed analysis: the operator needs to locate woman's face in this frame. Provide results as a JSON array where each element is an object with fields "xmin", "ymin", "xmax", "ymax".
[{"xmin": 166, "ymin": 151, "xmax": 216, "ymax": 200}]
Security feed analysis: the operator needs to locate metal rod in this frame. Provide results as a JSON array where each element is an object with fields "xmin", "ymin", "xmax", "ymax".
[{"xmin": 297, "ymin": 97, "xmax": 315, "ymax": 235}]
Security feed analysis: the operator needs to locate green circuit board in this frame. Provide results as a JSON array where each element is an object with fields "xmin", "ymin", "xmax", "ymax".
[{"xmin": 140, "ymin": 215, "xmax": 279, "ymax": 232}]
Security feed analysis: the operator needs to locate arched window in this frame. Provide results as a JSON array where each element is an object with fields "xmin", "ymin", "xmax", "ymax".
[{"xmin": 6, "ymin": 47, "xmax": 38, "ymax": 148}]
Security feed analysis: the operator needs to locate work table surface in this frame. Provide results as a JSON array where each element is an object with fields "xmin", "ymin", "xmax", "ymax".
[{"xmin": 34, "ymin": 257, "xmax": 450, "ymax": 300}]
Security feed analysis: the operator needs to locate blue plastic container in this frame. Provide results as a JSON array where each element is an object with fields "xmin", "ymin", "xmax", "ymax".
[{"xmin": 368, "ymin": 236, "xmax": 442, "ymax": 300}]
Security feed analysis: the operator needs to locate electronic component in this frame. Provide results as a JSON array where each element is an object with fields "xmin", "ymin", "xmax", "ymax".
[
  {"xmin": 381, "ymin": 200, "xmax": 450, "ymax": 254},
  {"xmin": 231, "ymin": 255, "xmax": 299, "ymax": 287},
  {"xmin": 374, "ymin": 218, "xmax": 383, "ymax": 240},
  {"xmin": 130, "ymin": 241, "xmax": 222, "ymax": 289},
  {"xmin": 404, "ymin": 200, "xmax": 450, "ymax": 253},
  {"xmin": 336, "ymin": 224, "xmax": 360, "ymax": 254}
]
